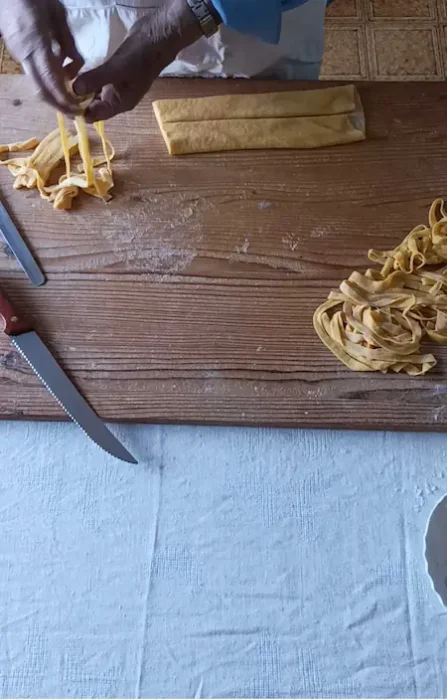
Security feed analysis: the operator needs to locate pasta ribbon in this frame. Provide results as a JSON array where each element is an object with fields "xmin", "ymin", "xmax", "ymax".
[{"xmin": 314, "ymin": 199, "xmax": 447, "ymax": 375}]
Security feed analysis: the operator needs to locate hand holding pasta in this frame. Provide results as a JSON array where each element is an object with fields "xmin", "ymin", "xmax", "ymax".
[{"xmin": 0, "ymin": 0, "xmax": 84, "ymax": 114}]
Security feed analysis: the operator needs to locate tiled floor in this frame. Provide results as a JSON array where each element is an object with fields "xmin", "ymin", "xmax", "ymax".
[
  {"xmin": 321, "ymin": 0, "xmax": 446, "ymax": 80},
  {"xmin": 1, "ymin": 0, "xmax": 446, "ymax": 80}
]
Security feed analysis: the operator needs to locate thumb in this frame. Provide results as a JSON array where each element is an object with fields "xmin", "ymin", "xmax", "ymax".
[{"xmin": 72, "ymin": 61, "xmax": 115, "ymax": 96}]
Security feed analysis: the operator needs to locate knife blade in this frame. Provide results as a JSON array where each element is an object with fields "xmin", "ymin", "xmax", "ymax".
[
  {"xmin": 0, "ymin": 199, "xmax": 45, "ymax": 287},
  {"xmin": 0, "ymin": 288, "xmax": 137, "ymax": 464}
]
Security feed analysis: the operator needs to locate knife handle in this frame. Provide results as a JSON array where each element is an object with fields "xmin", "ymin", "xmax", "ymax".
[{"xmin": 0, "ymin": 288, "xmax": 31, "ymax": 336}]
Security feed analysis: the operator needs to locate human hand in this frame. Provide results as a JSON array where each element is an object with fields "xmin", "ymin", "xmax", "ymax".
[
  {"xmin": 0, "ymin": 0, "xmax": 84, "ymax": 114},
  {"xmin": 73, "ymin": 0, "xmax": 202, "ymax": 122}
]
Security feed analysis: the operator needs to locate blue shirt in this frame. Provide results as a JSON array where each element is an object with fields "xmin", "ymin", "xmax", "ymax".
[{"xmin": 212, "ymin": 0, "xmax": 311, "ymax": 44}]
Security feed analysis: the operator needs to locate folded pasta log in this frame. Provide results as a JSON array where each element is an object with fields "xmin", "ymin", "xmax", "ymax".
[
  {"xmin": 313, "ymin": 199, "xmax": 447, "ymax": 376},
  {"xmin": 153, "ymin": 85, "xmax": 366, "ymax": 155}
]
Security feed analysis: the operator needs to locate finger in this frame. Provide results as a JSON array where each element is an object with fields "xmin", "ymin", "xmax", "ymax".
[
  {"xmin": 73, "ymin": 63, "xmax": 114, "ymax": 97},
  {"xmin": 33, "ymin": 78, "xmax": 81, "ymax": 115},
  {"xmin": 84, "ymin": 85, "xmax": 123, "ymax": 122},
  {"xmin": 84, "ymin": 100, "xmax": 116, "ymax": 123},
  {"xmin": 24, "ymin": 50, "xmax": 82, "ymax": 115},
  {"xmin": 64, "ymin": 56, "xmax": 84, "ymax": 82}
]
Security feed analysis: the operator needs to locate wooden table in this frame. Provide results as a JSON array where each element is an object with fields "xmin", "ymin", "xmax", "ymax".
[{"xmin": 1, "ymin": 76, "xmax": 447, "ymax": 431}]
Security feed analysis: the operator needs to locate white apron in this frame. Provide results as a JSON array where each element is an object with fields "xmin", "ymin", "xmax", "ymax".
[{"xmin": 63, "ymin": 0, "xmax": 325, "ymax": 79}]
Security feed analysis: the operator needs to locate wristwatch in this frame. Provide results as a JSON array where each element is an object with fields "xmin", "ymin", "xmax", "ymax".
[{"xmin": 185, "ymin": 0, "xmax": 220, "ymax": 37}]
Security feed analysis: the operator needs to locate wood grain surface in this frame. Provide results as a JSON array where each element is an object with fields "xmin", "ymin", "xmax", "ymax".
[{"xmin": 1, "ymin": 76, "xmax": 447, "ymax": 430}]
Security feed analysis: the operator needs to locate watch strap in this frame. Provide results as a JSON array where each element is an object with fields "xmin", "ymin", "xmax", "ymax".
[{"xmin": 185, "ymin": 0, "xmax": 219, "ymax": 38}]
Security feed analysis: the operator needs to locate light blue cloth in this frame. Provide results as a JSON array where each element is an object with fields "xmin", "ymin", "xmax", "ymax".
[
  {"xmin": 0, "ymin": 421, "xmax": 446, "ymax": 698},
  {"xmin": 213, "ymin": 0, "xmax": 312, "ymax": 43}
]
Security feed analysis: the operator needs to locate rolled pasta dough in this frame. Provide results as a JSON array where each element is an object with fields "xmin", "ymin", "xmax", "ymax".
[{"xmin": 153, "ymin": 85, "xmax": 365, "ymax": 155}]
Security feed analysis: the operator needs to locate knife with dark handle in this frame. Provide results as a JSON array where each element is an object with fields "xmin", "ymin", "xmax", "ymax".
[
  {"xmin": 0, "ymin": 288, "xmax": 137, "ymax": 464},
  {"xmin": 0, "ymin": 199, "xmax": 46, "ymax": 287}
]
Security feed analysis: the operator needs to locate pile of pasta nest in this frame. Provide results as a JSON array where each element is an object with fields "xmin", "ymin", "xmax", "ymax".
[
  {"xmin": 0, "ymin": 113, "xmax": 114, "ymax": 211},
  {"xmin": 313, "ymin": 199, "xmax": 447, "ymax": 376}
]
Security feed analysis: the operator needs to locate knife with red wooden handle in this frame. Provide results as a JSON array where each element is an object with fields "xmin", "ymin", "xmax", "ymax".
[{"xmin": 0, "ymin": 287, "xmax": 137, "ymax": 464}]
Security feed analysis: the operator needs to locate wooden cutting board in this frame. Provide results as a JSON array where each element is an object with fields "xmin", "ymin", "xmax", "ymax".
[{"xmin": 1, "ymin": 76, "xmax": 447, "ymax": 431}]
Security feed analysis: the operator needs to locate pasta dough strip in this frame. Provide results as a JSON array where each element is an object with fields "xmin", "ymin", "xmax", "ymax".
[
  {"xmin": 0, "ymin": 128, "xmax": 79, "ymax": 191},
  {"xmin": 154, "ymin": 85, "xmax": 360, "ymax": 123},
  {"xmin": 157, "ymin": 114, "xmax": 365, "ymax": 156},
  {"xmin": 74, "ymin": 115, "xmax": 96, "ymax": 189},
  {"xmin": 57, "ymin": 112, "xmax": 71, "ymax": 177},
  {"xmin": 0, "ymin": 114, "xmax": 115, "ymax": 210},
  {"xmin": 0, "ymin": 137, "xmax": 39, "ymax": 154},
  {"xmin": 93, "ymin": 121, "xmax": 114, "ymax": 173}
]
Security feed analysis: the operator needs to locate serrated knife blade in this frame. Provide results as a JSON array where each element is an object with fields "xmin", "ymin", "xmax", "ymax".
[{"xmin": 0, "ymin": 288, "xmax": 137, "ymax": 464}]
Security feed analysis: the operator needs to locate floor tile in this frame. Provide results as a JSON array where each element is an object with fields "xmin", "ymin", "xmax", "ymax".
[
  {"xmin": 321, "ymin": 27, "xmax": 368, "ymax": 79},
  {"xmin": 326, "ymin": 0, "xmax": 362, "ymax": 21},
  {"xmin": 368, "ymin": 0, "xmax": 435, "ymax": 20},
  {"xmin": 368, "ymin": 26, "xmax": 443, "ymax": 79}
]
